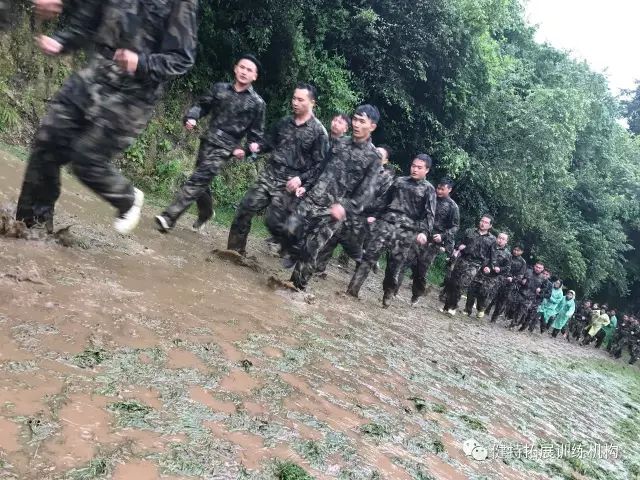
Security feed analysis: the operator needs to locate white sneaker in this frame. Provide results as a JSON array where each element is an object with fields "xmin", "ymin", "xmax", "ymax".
[
  {"xmin": 447, "ymin": 309, "xmax": 457, "ymax": 316},
  {"xmin": 114, "ymin": 188, "xmax": 144, "ymax": 234},
  {"xmin": 477, "ymin": 311, "xmax": 485, "ymax": 319}
]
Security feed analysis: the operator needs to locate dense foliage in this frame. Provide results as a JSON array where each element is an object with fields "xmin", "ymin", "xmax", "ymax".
[{"xmin": 1, "ymin": 0, "xmax": 639, "ymax": 309}]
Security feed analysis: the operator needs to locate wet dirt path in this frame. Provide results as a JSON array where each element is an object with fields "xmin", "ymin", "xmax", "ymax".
[{"xmin": 1, "ymin": 150, "xmax": 639, "ymax": 479}]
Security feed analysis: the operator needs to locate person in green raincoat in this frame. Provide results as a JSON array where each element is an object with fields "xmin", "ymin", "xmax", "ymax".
[
  {"xmin": 550, "ymin": 290, "xmax": 576, "ymax": 338},
  {"xmin": 536, "ymin": 279, "xmax": 564, "ymax": 333}
]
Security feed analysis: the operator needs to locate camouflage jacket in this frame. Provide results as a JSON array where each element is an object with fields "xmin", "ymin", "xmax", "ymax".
[
  {"xmin": 519, "ymin": 269, "xmax": 545, "ymax": 300},
  {"xmin": 509, "ymin": 255, "xmax": 527, "ymax": 280},
  {"xmin": 307, "ymin": 137, "xmax": 379, "ymax": 215},
  {"xmin": 433, "ymin": 196, "xmax": 460, "ymax": 251},
  {"xmin": 491, "ymin": 246, "xmax": 512, "ymax": 277},
  {"xmin": 363, "ymin": 164, "xmax": 396, "ymax": 217},
  {"xmin": 380, "ymin": 176, "xmax": 437, "ymax": 235},
  {"xmin": 457, "ymin": 228, "xmax": 496, "ymax": 266},
  {"xmin": 262, "ymin": 115, "xmax": 329, "ymax": 188},
  {"xmin": 574, "ymin": 304, "xmax": 592, "ymax": 324},
  {"xmin": 185, "ymin": 82, "xmax": 265, "ymax": 152},
  {"xmin": 52, "ymin": 0, "xmax": 198, "ymax": 84}
]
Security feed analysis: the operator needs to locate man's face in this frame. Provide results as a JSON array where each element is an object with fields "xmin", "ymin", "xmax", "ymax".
[
  {"xmin": 553, "ymin": 280, "xmax": 562, "ymax": 289},
  {"xmin": 496, "ymin": 233, "xmax": 508, "ymax": 248},
  {"xmin": 292, "ymin": 88, "xmax": 314, "ymax": 116},
  {"xmin": 410, "ymin": 159, "xmax": 428, "ymax": 180},
  {"xmin": 234, "ymin": 59, "xmax": 258, "ymax": 86},
  {"xmin": 436, "ymin": 184, "xmax": 452, "ymax": 198},
  {"xmin": 584, "ymin": 301, "xmax": 592, "ymax": 309},
  {"xmin": 351, "ymin": 113, "xmax": 376, "ymax": 141},
  {"xmin": 533, "ymin": 263, "xmax": 544, "ymax": 274},
  {"xmin": 478, "ymin": 216, "xmax": 492, "ymax": 232},
  {"xmin": 512, "ymin": 247, "xmax": 523, "ymax": 257},
  {"xmin": 543, "ymin": 271, "xmax": 551, "ymax": 280},
  {"xmin": 623, "ymin": 315, "xmax": 629, "ymax": 322},
  {"xmin": 331, "ymin": 116, "xmax": 349, "ymax": 138}
]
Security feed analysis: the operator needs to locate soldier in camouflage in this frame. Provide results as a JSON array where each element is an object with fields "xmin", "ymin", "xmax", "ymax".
[
  {"xmin": 441, "ymin": 215, "xmax": 496, "ymax": 315},
  {"xmin": 315, "ymin": 144, "xmax": 395, "ymax": 275},
  {"xmin": 347, "ymin": 154, "xmax": 436, "ymax": 307},
  {"xmin": 16, "ymin": 0, "xmax": 198, "ymax": 235},
  {"xmin": 226, "ymin": 83, "xmax": 329, "ymax": 255},
  {"xmin": 507, "ymin": 262, "xmax": 545, "ymax": 329},
  {"xmin": 488, "ymin": 245, "xmax": 527, "ymax": 322},
  {"xmin": 287, "ymin": 104, "xmax": 381, "ymax": 291},
  {"xmin": 156, "ymin": 54, "xmax": 265, "ymax": 233},
  {"xmin": 464, "ymin": 232, "xmax": 511, "ymax": 318},
  {"xmin": 397, "ymin": 176, "xmax": 459, "ymax": 302},
  {"xmin": 567, "ymin": 299, "xmax": 592, "ymax": 342}
]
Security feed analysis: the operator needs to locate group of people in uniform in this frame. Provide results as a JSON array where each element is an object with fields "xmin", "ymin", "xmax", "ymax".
[{"xmin": 3, "ymin": 1, "xmax": 638, "ymax": 363}]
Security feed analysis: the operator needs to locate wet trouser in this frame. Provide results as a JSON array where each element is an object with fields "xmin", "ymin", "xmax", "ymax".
[
  {"xmin": 347, "ymin": 219, "xmax": 416, "ymax": 299},
  {"xmin": 442, "ymin": 258, "xmax": 480, "ymax": 311},
  {"xmin": 315, "ymin": 216, "xmax": 367, "ymax": 273},
  {"xmin": 594, "ymin": 329, "xmax": 607, "ymax": 349},
  {"xmin": 490, "ymin": 282, "xmax": 514, "ymax": 321},
  {"xmin": 227, "ymin": 165, "xmax": 296, "ymax": 255},
  {"xmin": 464, "ymin": 276, "xmax": 492, "ymax": 315},
  {"xmin": 16, "ymin": 61, "xmax": 156, "ymax": 227},
  {"xmin": 162, "ymin": 141, "xmax": 232, "ymax": 227},
  {"xmin": 395, "ymin": 242, "xmax": 441, "ymax": 297},
  {"xmin": 290, "ymin": 201, "xmax": 342, "ymax": 290}
]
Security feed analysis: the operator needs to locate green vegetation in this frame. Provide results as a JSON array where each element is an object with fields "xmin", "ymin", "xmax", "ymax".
[
  {"xmin": 274, "ymin": 460, "xmax": 314, "ymax": 480},
  {"xmin": 459, "ymin": 414, "xmax": 487, "ymax": 432},
  {"xmin": 66, "ymin": 458, "xmax": 108, "ymax": 480},
  {"xmin": 72, "ymin": 349, "xmax": 109, "ymax": 369}
]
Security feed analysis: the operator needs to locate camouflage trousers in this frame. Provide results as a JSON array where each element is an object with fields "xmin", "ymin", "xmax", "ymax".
[
  {"xmin": 347, "ymin": 219, "xmax": 416, "ymax": 298},
  {"xmin": 488, "ymin": 281, "xmax": 516, "ymax": 321},
  {"xmin": 465, "ymin": 273, "xmax": 500, "ymax": 315},
  {"xmin": 290, "ymin": 201, "xmax": 343, "ymax": 290},
  {"xmin": 162, "ymin": 141, "xmax": 232, "ymax": 226},
  {"xmin": 314, "ymin": 216, "xmax": 368, "ymax": 273},
  {"xmin": 395, "ymin": 242, "xmax": 442, "ymax": 297},
  {"xmin": 16, "ymin": 60, "xmax": 158, "ymax": 228},
  {"xmin": 227, "ymin": 164, "xmax": 296, "ymax": 255},
  {"xmin": 442, "ymin": 258, "xmax": 481, "ymax": 311}
]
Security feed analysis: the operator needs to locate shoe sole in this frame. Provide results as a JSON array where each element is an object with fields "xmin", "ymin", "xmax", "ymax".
[
  {"xmin": 114, "ymin": 189, "xmax": 144, "ymax": 235},
  {"xmin": 155, "ymin": 215, "xmax": 170, "ymax": 233}
]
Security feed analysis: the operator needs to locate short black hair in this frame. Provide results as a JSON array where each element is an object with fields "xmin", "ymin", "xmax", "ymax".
[
  {"xmin": 377, "ymin": 144, "xmax": 393, "ymax": 158},
  {"xmin": 333, "ymin": 113, "xmax": 351, "ymax": 128},
  {"xmin": 295, "ymin": 82, "xmax": 317, "ymax": 101},
  {"xmin": 513, "ymin": 244, "xmax": 524, "ymax": 251},
  {"xmin": 354, "ymin": 104, "xmax": 380, "ymax": 124},
  {"xmin": 438, "ymin": 176, "xmax": 454, "ymax": 188},
  {"xmin": 481, "ymin": 213, "xmax": 494, "ymax": 224},
  {"xmin": 414, "ymin": 154, "xmax": 433, "ymax": 168},
  {"xmin": 236, "ymin": 53, "xmax": 262, "ymax": 74}
]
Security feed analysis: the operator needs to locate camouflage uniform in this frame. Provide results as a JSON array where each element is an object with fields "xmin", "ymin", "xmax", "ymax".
[
  {"xmin": 629, "ymin": 322, "xmax": 640, "ymax": 365},
  {"xmin": 347, "ymin": 176, "xmax": 436, "ymax": 302},
  {"xmin": 161, "ymin": 82, "xmax": 266, "ymax": 227},
  {"xmin": 289, "ymin": 137, "xmax": 380, "ymax": 290},
  {"xmin": 397, "ymin": 195, "xmax": 460, "ymax": 297},
  {"xmin": 16, "ymin": 0, "xmax": 198, "ymax": 229},
  {"xmin": 568, "ymin": 302, "xmax": 592, "ymax": 341},
  {"xmin": 610, "ymin": 318, "xmax": 631, "ymax": 358},
  {"xmin": 227, "ymin": 115, "xmax": 328, "ymax": 254},
  {"xmin": 442, "ymin": 228, "xmax": 495, "ymax": 311},
  {"xmin": 464, "ymin": 244, "xmax": 511, "ymax": 315},
  {"xmin": 315, "ymin": 162, "xmax": 395, "ymax": 273},
  {"xmin": 488, "ymin": 254, "xmax": 527, "ymax": 321},
  {"xmin": 508, "ymin": 269, "xmax": 544, "ymax": 328}
]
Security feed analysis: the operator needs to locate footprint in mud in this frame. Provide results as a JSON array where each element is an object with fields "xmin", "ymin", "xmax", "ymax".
[{"xmin": 208, "ymin": 249, "xmax": 265, "ymax": 273}]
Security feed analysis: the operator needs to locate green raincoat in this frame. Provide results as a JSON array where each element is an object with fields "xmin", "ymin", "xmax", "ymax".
[
  {"xmin": 550, "ymin": 296, "xmax": 576, "ymax": 331},
  {"xmin": 601, "ymin": 315, "xmax": 618, "ymax": 348},
  {"xmin": 538, "ymin": 287, "xmax": 564, "ymax": 323}
]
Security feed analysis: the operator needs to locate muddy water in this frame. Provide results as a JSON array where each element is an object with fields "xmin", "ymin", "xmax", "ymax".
[{"xmin": 1, "ymin": 150, "xmax": 639, "ymax": 479}]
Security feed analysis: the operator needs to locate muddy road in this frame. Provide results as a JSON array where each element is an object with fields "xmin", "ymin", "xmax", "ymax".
[{"xmin": 0, "ymin": 150, "xmax": 639, "ymax": 480}]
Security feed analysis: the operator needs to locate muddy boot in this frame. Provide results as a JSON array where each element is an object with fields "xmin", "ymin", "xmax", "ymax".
[
  {"xmin": 382, "ymin": 289, "xmax": 393, "ymax": 308},
  {"xmin": 347, "ymin": 263, "xmax": 371, "ymax": 298},
  {"xmin": 227, "ymin": 230, "xmax": 248, "ymax": 256}
]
